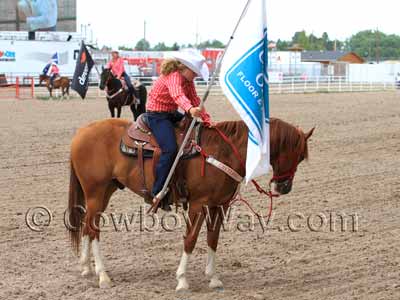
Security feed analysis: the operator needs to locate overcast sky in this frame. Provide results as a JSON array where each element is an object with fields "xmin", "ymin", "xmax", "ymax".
[{"xmin": 78, "ymin": 0, "xmax": 398, "ymax": 48}]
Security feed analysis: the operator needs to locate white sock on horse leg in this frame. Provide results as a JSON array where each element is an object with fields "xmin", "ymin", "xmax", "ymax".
[
  {"xmin": 92, "ymin": 239, "xmax": 112, "ymax": 288},
  {"xmin": 205, "ymin": 247, "xmax": 223, "ymax": 289},
  {"xmin": 80, "ymin": 235, "xmax": 92, "ymax": 276},
  {"xmin": 176, "ymin": 251, "xmax": 190, "ymax": 291}
]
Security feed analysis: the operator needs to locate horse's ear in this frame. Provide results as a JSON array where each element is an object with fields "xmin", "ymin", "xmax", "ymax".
[{"xmin": 305, "ymin": 127, "xmax": 315, "ymax": 140}]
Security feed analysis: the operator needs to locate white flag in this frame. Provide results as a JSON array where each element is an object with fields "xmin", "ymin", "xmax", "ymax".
[{"xmin": 220, "ymin": 0, "xmax": 270, "ymax": 181}]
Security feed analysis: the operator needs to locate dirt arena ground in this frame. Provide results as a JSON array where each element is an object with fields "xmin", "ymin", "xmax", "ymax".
[{"xmin": 0, "ymin": 91, "xmax": 399, "ymax": 300}]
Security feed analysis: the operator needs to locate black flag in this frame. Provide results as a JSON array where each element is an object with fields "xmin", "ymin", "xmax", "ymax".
[{"xmin": 71, "ymin": 41, "xmax": 94, "ymax": 99}]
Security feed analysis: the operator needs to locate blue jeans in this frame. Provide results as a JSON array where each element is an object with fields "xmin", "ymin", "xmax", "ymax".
[
  {"xmin": 146, "ymin": 112, "xmax": 184, "ymax": 196},
  {"xmin": 50, "ymin": 73, "xmax": 59, "ymax": 86},
  {"xmin": 122, "ymin": 72, "xmax": 134, "ymax": 93}
]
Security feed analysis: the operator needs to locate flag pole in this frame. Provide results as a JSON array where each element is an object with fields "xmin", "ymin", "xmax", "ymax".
[{"xmin": 152, "ymin": 0, "xmax": 253, "ymax": 207}]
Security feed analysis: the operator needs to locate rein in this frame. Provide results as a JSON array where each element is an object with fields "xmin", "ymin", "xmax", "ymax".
[
  {"xmin": 103, "ymin": 72, "xmax": 124, "ymax": 101},
  {"xmin": 197, "ymin": 126, "xmax": 282, "ymax": 224},
  {"xmin": 106, "ymin": 88, "xmax": 124, "ymax": 100}
]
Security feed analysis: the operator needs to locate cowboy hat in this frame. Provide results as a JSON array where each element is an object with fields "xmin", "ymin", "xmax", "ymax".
[{"xmin": 172, "ymin": 50, "xmax": 209, "ymax": 82}]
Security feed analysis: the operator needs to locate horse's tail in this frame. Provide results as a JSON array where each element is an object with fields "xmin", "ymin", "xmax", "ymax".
[{"xmin": 68, "ymin": 160, "xmax": 85, "ymax": 255}]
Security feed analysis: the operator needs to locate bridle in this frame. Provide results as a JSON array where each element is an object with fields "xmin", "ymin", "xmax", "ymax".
[
  {"xmin": 269, "ymin": 153, "xmax": 300, "ymax": 186},
  {"xmin": 269, "ymin": 127, "xmax": 305, "ymax": 188},
  {"xmin": 102, "ymin": 71, "xmax": 123, "ymax": 100},
  {"xmin": 211, "ymin": 126, "xmax": 304, "ymax": 225}
]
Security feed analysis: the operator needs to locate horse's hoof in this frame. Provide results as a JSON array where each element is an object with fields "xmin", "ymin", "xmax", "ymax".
[
  {"xmin": 176, "ymin": 278, "xmax": 189, "ymax": 292},
  {"xmin": 209, "ymin": 278, "xmax": 224, "ymax": 290},
  {"xmin": 99, "ymin": 273, "xmax": 112, "ymax": 289},
  {"xmin": 81, "ymin": 267, "xmax": 92, "ymax": 277}
]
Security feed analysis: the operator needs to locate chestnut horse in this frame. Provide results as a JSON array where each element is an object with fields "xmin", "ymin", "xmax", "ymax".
[
  {"xmin": 39, "ymin": 74, "xmax": 70, "ymax": 99},
  {"xmin": 67, "ymin": 117, "xmax": 314, "ymax": 290}
]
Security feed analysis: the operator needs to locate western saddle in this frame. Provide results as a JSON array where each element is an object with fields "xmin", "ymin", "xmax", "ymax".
[{"xmin": 120, "ymin": 113, "xmax": 202, "ymax": 208}]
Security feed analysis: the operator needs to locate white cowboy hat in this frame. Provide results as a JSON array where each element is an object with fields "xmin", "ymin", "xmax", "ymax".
[{"xmin": 172, "ymin": 50, "xmax": 209, "ymax": 82}]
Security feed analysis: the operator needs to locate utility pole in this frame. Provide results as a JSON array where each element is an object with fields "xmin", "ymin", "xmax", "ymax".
[
  {"xmin": 144, "ymin": 20, "xmax": 147, "ymax": 41},
  {"xmin": 195, "ymin": 18, "xmax": 199, "ymax": 47}
]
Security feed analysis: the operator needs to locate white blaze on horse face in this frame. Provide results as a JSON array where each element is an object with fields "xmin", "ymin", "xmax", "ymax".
[
  {"xmin": 92, "ymin": 239, "xmax": 112, "ymax": 288},
  {"xmin": 176, "ymin": 252, "xmax": 190, "ymax": 291},
  {"xmin": 271, "ymin": 181, "xmax": 280, "ymax": 196},
  {"xmin": 205, "ymin": 247, "xmax": 223, "ymax": 289},
  {"xmin": 80, "ymin": 235, "xmax": 92, "ymax": 277}
]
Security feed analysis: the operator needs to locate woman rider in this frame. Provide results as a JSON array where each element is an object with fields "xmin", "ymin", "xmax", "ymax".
[
  {"xmin": 106, "ymin": 50, "xmax": 135, "ymax": 97},
  {"xmin": 146, "ymin": 50, "xmax": 211, "ymax": 211},
  {"xmin": 47, "ymin": 61, "xmax": 60, "ymax": 88}
]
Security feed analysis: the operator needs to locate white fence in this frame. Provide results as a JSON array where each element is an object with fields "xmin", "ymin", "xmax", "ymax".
[
  {"xmin": 2, "ymin": 74, "xmax": 398, "ymax": 99},
  {"xmin": 267, "ymin": 76, "xmax": 398, "ymax": 94}
]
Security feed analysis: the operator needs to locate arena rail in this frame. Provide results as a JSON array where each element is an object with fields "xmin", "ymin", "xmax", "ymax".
[
  {"xmin": 1, "ymin": 73, "xmax": 398, "ymax": 100},
  {"xmin": 0, "ymin": 75, "xmax": 35, "ymax": 99}
]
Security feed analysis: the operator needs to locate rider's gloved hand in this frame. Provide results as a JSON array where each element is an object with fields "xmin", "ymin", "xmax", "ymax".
[{"xmin": 189, "ymin": 106, "xmax": 202, "ymax": 118}]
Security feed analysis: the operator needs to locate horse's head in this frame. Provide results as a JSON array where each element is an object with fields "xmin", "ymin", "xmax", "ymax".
[
  {"xmin": 39, "ymin": 74, "xmax": 47, "ymax": 86},
  {"xmin": 99, "ymin": 67, "xmax": 113, "ymax": 90},
  {"xmin": 269, "ymin": 119, "xmax": 315, "ymax": 195}
]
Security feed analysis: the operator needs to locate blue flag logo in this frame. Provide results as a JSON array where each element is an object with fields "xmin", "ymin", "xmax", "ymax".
[
  {"xmin": 223, "ymin": 35, "xmax": 269, "ymax": 146},
  {"xmin": 220, "ymin": 0, "xmax": 270, "ymax": 180}
]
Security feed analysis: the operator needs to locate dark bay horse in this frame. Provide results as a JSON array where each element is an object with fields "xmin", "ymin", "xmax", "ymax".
[
  {"xmin": 67, "ymin": 117, "xmax": 314, "ymax": 290},
  {"xmin": 99, "ymin": 68, "xmax": 147, "ymax": 120},
  {"xmin": 39, "ymin": 74, "xmax": 70, "ymax": 99}
]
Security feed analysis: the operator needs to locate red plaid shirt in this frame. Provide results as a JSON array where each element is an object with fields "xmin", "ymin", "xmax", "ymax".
[{"xmin": 146, "ymin": 71, "xmax": 211, "ymax": 123}]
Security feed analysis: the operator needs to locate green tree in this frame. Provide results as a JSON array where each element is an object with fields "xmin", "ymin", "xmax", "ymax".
[
  {"xmin": 152, "ymin": 42, "xmax": 170, "ymax": 51},
  {"xmin": 171, "ymin": 42, "xmax": 180, "ymax": 51},
  {"xmin": 292, "ymin": 31, "xmax": 309, "ymax": 49},
  {"xmin": 135, "ymin": 38, "xmax": 151, "ymax": 51},
  {"xmin": 197, "ymin": 39, "xmax": 225, "ymax": 49},
  {"xmin": 276, "ymin": 39, "xmax": 289, "ymax": 50},
  {"xmin": 308, "ymin": 33, "xmax": 324, "ymax": 50},
  {"xmin": 381, "ymin": 34, "xmax": 400, "ymax": 59},
  {"xmin": 118, "ymin": 45, "xmax": 133, "ymax": 51},
  {"xmin": 322, "ymin": 32, "xmax": 329, "ymax": 49},
  {"xmin": 345, "ymin": 30, "xmax": 400, "ymax": 61}
]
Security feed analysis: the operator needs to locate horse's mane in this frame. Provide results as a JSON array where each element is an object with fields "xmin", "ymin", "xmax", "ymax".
[
  {"xmin": 200, "ymin": 120, "xmax": 248, "ymax": 158},
  {"xmin": 206, "ymin": 118, "xmax": 308, "ymax": 160},
  {"xmin": 215, "ymin": 120, "xmax": 248, "ymax": 142},
  {"xmin": 270, "ymin": 118, "xmax": 309, "ymax": 160}
]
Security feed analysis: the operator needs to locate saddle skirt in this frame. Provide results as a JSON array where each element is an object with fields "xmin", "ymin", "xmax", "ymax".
[
  {"xmin": 120, "ymin": 113, "xmax": 202, "ymax": 208},
  {"xmin": 121, "ymin": 113, "xmax": 202, "ymax": 159}
]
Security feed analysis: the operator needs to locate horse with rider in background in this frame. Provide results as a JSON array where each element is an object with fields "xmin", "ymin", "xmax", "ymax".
[
  {"xmin": 39, "ymin": 61, "xmax": 70, "ymax": 99},
  {"xmin": 99, "ymin": 66, "xmax": 147, "ymax": 120}
]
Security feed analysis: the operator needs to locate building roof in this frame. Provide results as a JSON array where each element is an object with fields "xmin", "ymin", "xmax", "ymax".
[{"xmin": 301, "ymin": 51, "xmax": 364, "ymax": 63}]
